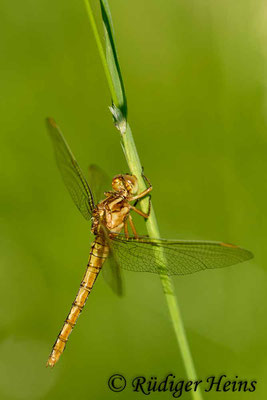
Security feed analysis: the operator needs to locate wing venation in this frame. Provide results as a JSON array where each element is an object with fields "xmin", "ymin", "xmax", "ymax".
[
  {"xmin": 46, "ymin": 118, "xmax": 95, "ymax": 220},
  {"xmin": 110, "ymin": 236, "xmax": 253, "ymax": 275}
]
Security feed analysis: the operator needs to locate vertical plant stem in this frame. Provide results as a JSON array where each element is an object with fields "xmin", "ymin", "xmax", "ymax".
[
  {"xmin": 122, "ymin": 124, "xmax": 203, "ymax": 400},
  {"xmin": 83, "ymin": 0, "xmax": 119, "ymax": 106},
  {"xmin": 83, "ymin": 1, "xmax": 203, "ymax": 398}
]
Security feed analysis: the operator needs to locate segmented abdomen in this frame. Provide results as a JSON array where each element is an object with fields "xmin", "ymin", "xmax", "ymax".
[{"xmin": 46, "ymin": 235, "xmax": 109, "ymax": 367}]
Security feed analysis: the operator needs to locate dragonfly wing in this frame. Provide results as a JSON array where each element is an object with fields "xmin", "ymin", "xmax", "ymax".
[
  {"xmin": 100, "ymin": 226, "xmax": 124, "ymax": 296},
  {"xmin": 88, "ymin": 164, "xmax": 111, "ymax": 204},
  {"xmin": 102, "ymin": 252, "xmax": 124, "ymax": 296},
  {"xmin": 110, "ymin": 236, "xmax": 253, "ymax": 275},
  {"xmin": 46, "ymin": 118, "xmax": 95, "ymax": 220}
]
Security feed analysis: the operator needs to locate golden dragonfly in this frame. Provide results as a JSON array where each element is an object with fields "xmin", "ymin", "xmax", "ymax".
[{"xmin": 46, "ymin": 118, "xmax": 253, "ymax": 367}]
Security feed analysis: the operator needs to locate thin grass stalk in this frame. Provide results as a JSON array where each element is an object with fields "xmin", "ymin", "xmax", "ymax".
[
  {"xmin": 83, "ymin": 0, "xmax": 119, "ymax": 106},
  {"xmin": 83, "ymin": 1, "xmax": 203, "ymax": 398}
]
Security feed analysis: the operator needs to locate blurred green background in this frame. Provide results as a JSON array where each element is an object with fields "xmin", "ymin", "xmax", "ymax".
[{"xmin": 1, "ymin": 0, "xmax": 266, "ymax": 399}]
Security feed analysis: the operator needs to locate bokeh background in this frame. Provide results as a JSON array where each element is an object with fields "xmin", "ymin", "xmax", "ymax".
[{"xmin": 1, "ymin": 0, "xmax": 266, "ymax": 399}]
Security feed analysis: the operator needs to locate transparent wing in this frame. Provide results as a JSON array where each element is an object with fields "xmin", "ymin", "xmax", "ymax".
[
  {"xmin": 46, "ymin": 118, "xmax": 95, "ymax": 220},
  {"xmin": 110, "ymin": 236, "xmax": 253, "ymax": 275},
  {"xmin": 101, "ymin": 226, "xmax": 124, "ymax": 296},
  {"xmin": 101, "ymin": 252, "xmax": 124, "ymax": 296},
  {"xmin": 88, "ymin": 164, "xmax": 111, "ymax": 204}
]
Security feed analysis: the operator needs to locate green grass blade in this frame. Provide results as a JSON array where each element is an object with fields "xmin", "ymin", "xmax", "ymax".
[
  {"xmin": 83, "ymin": 1, "xmax": 203, "ymax": 399},
  {"xmin": 83, "ymin": 0, "xmax": 120, "ymax": 107},
  {"xmin": 100, "ymin": 0, "xmax": 127, "ymax": 116}
]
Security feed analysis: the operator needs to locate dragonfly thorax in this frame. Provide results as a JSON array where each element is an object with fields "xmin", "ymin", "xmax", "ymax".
[{"xmin": 92, "ymin": 194, "xmax": 131, "ymax": 236}]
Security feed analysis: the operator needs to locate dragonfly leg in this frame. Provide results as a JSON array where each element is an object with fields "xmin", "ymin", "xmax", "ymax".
[
  {"xmin": 146, "ymin": 195, "xmax": 151, "ymax": 217},
  {"xmin": 129, "ymin": 214, "xmax": 138, "ymax": 238},
  {"xmin": 141, "ymin": 170, "xmax": 152, "ymax": 215},
  {"xmin": 130, "ymin": 205, "xmax": 150, "ymax": 219},
  {"xmin": 132, "ymin": 195, "xmax": 151, "ymax": 217},
  {"xmin": 128, "ymin": 186, "xmax": 152, "ymax": 202},
  {"xmin": 128, "ymin": 173, "xmax": 152, "ymax": 202},
  {"xmin": 141, "ymin": 169, "xmax": 152, "ymax": 188},
  {"xmin": 124, "ymin": 218, "xmax": 129, "ymax": 239},
  {"xmin": 130, "ymin": 174, "xmax": 152, "ymax": 215}
]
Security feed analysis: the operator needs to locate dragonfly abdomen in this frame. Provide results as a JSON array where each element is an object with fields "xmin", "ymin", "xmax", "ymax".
[{"xmin": 46, "ymin": 236, "xmax": 109, "ymax": 367}]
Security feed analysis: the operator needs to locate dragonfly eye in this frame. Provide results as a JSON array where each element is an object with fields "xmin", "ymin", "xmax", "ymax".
[
  {"xmin": 112, "ymin": 174, "xmax": 138, "ymax": 194},
  {"xmin": 112, "ymin": 176, "xmax": 126, "ymax": 192},
  {"xmin": 123, "ymin": 174, "xmax": 138, "ymax": 194}
]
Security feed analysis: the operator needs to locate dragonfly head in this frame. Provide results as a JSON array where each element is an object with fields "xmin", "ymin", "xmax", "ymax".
[{"xmin": 112, "ymin": 174, "xmax": 138, "ymax": 195}]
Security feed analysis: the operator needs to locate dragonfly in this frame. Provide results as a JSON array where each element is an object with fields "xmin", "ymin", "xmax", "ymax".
[{"xmin": 46, "ymin": 117, "xmax": 253, "ymax": 368}]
